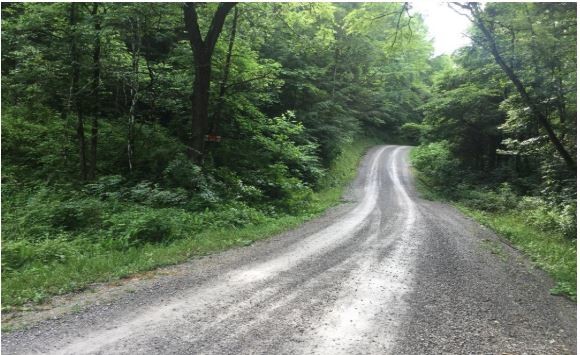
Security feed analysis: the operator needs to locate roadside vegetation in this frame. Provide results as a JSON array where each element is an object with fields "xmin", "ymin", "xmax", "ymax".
[
  {"xmin": 2, "ymin": 137, "xmax": 378, "ymax": 310},
  {"xmin": 2, "ymin": 2, "xmax": 576, "ymax": 310},
  {"xmin": 412, "ymin": 152, "xmax": 576, "ymax": 299},
  {"xmin": 411, "ymin": 3, "xmax": 576, "ymax": 299},
  {"xmin": 2, "ymin": 3, "xmax": 429, "ymax": 309}
]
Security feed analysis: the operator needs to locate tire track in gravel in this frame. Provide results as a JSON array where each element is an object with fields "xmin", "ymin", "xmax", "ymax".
[
  {"xmin": 12, "ymin": 146, "xmax": 397, "ymax": 355},
  {"xmin": 3, "ymin": 145, "xmax": 575, "ymax": 355}
]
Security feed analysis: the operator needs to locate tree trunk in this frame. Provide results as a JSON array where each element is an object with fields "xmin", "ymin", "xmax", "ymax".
[
  {"xmin": 331, "ymin": 27, "xmax": 340, "ymax": 100},
  {"xmin": 89, "ymin": 2, "xmax": 101, "ymax": 180},
  {"xmin": 183, "ymin": 2, "xmax": 236, "ymax": 163},
  {"xmin": 70, "ymin": 3, "xmax": 87, "ymax": 181},
  {"xmin": 128, "ymin": 18, "xmax": 141, "ymax": 173},
  {"xmin": 467, "ymin": 4, "xmax": 576, "ymax": 172}
]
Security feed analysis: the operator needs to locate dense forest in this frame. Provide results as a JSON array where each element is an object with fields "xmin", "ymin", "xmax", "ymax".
[
  {"xmin": 412, "ymin": 3, "xmax": 576, "ymax": 297},
  {"xmin": 1, "ymin": 2, "xmax": 576, "ymax": 307}
]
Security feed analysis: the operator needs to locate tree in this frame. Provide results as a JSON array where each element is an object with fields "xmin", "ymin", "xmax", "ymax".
[
  {"xmin": 89, "ymin": 2, "xmax": 102, "ymax": 180},
  {"xmin": 451, "ymin": 2, "xmax": 576, "ymax": 172},
  {"xmin": 69, "ymin": 3, "xmax": 87, "ymax": 180},
  {"xmin": 183, "ymin": 2, "xmax": 236, "ymax": 162}
]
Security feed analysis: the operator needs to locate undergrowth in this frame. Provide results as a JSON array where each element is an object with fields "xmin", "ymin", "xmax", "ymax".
[
  {"xmin": 1, "ymin": 138, "xmax": 380, "ymax": 310},
  {"xmin": 411, "ymin": 146, "xmax": 577, "ymax": 300}
]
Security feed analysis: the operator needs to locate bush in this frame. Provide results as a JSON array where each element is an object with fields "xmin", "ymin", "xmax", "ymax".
[
  {"xmin": 518, "ymin": 197, "xmax": 577, "ymax": 239},
  {"xmin": 411, "ymin": 141, "xmax": 461, "ymax": 189},
  {"xmin": 126, "ymin": 182, "xmax": 189, "ymax": 208},
  {"xmin": 51, "ymin": 199, "xmax": 104, "ymax": 230},
  {"xmin": 105, "ymin": 209, "xmax": 174, "ymax": 246},
  {"xmin": 128, "ymin": 214, "xmax": 173, "ymax": 244},
  {"xmin": 256, "ymin": 163, "xmax": 313, "ymax": 214},
  {"xmin": 2, "ymin": 239, "xmax": 36, "ymax": 270},
  {"xmin": 2, "ymin": 235, "xmax": 85, "ymax": 271},
  {"xmin": 457, "ymin": 183, "xmax": 519, "ymax": 212},
  {"xmin": 1, "ymin": 106, "xmax": 77, "ymax": 182},
  {"xmin": 206, "ymin": 203, "xmax": 270, "ymax": 229},
  {"xmin": 2, "ymin": 187, "xmax": 108, "ymax": 240},
  {"xmin": 163, "ymin": 154, "xmax": 203, "ymax": 190},
  {"xmin": 84, "ymin": 175, "xmax": 125, "ymax": 199}
]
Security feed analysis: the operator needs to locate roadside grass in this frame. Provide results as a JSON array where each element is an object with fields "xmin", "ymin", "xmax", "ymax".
[
  {"xmin": 411, "ymin": 163, "xmax": 576, "ymax": 300},
  {"xmin": 457, "ymin": 206, "xmax": 577, "ymax": 300},
  {"xmin": 479, "ymin": 238, "xmax": 509, "ymax": 262},
  {"xmin": 2, "ymin": 215, "xmax": 308, "ymax": 308},
  {"xmin": 1, "ymin": 138, "xmax": 380, "ymax": 311}
]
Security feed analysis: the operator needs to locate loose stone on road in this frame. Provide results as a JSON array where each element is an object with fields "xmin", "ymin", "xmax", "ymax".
[{"xmin": 2, "ymin": 145, "xmax": 576, "ymax": 354}]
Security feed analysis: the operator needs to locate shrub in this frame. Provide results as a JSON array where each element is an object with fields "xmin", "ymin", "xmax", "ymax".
[
  {"xmin": 255, "ymin": 163, "xmax": 313, "ymax": 214},
  {"xmin": 208, "ymin": 203, "xmax": 270, "ymax": 229},
  {"xmin": 411, "ymin": 141, "xmax": 461, "ymax": 189},
  {"xmin": 105, "ymin": 209, "xmax": 174, "ymax": 246},
  {"xmin": 84, "ymin": 175, "xmax": 125, "ymax": 199},
  {"xmin": 518, "ymin": 197, "xmax": 577, "ymax": 239},
  {"xmin": 128, "ymin": 214, "xmax": 173, "ymax": 244},
  {"xmin": 51, "ymin": 199, "xmax": 104, "ymax": 230},
  {"xmin": 2, "ymin": 239, "xmax": 35, "ymax": 270},
  {"xmin": 163, "ymin": 154, "xmax": 203, "ymax": 190},
  {"xmin": 126, "ymin": 181, "xmax": 189, "ymax": 207},
  {"xmin": 457, "ymin": 183, "xmax": 519, "ymax": 212},
  {"xmin": 3, "ymin": 187, "xmax": 106, "ymax": 240},
  {"xmin": 2, "ymin": 235, "xmax": 85, "ymax": 271}
]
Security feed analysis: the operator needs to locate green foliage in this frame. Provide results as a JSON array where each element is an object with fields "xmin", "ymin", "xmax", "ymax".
[
  {"xmin": 456, "ymin": 183, "xmax": 519, "ymax": 213},
  {"xmin": 399, "ymin": 122, "xmax": 425, "ymax": 145},
  {"xmin": 413, "ymin": 4, "xmax": 577, "ymax": 301},
  {"xmin": 458, "ymin": 206, "xmax": 576, "ymax": 300},
  {"xmin": 50, "ymin": 199, "xmax": 104, "ymax": 231},
  {"xmin": 108, "ymin": 210, "xmax": 174, "ymax": 246},
  {"xmin": 517, "ymin": 197, "xmax": 577, "ymax": 240},
  {"xmin": 411, "ymin": 141, "xmax": 460, "ymax": 189},
  {"xmin": 163, "ymin": 155, "xmax": 203, "ymax": 190},
  {"xmin": 1, "ymin": 106, "xmax": 76, "ymax": 181},
  {"xmin": 1, "ymin": 137, "xmax": 376, "ymax": 308}
]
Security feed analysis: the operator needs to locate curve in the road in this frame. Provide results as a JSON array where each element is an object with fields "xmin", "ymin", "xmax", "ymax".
[{"xmin": 2, "ymin": 145, "xmax": 576, "ymax": 355}]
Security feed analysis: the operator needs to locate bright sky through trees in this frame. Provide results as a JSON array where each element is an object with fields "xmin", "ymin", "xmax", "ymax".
[{"xmin": 411, "ymin": 2, "xmax": 472, "ymax": 56}]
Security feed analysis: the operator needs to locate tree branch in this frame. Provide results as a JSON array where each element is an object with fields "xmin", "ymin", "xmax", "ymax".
[
  {"xmin": 464, "ymin": 2, "xmax": 576, "ymax": 171},
  {"xmin": 183, "ymin": 3, "xmax": 203, "ymax": 50},
  {"xmin": 204, "ymin": 3, "xmax": 237, "ymax": 54}
]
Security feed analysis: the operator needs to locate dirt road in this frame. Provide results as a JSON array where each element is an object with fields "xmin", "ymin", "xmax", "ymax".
[{"xmin": 3, "ymin": 145, "xmax": 576, "ymax": 354}]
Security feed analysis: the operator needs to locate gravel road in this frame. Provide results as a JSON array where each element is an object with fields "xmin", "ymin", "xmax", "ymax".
[{"xmin": 2, "ymin": 145, "xmax": 576, "ymax": 354}]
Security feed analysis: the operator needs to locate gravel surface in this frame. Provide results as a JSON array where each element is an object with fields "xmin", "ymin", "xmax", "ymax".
[{"xmin": 2, "ymin": 145, "xmax": 576, "ymax": 354}]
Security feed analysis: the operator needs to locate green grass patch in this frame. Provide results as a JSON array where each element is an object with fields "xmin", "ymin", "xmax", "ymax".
[
  {"xmin": 410, "ymin": 147, "xmax": 576, "ymax": 300},
  {"xmin": 480, "ymin": 238, "xmax": 509, "ymax": 262},
  {"xmin": 457, "ymin": 205, "xmax": 576, "ymax": 300},
  {"xmin": 2, "ymin": 215, "xmax": 309, "ymax": 308},
  {"xmin": 2, "ymin": 138, "xmax": 380, "ymax": 310}
]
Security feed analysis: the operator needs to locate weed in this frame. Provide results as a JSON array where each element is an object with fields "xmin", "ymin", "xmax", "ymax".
[
  {"xmin": 480, "ymin": 239, "xmax": 508, "ymax": 261},
  {"xmin": 1, "ymin": 138, "xmax": 380, "ymax": 308},
  {"xmin": 412, "ymin": 147, "xmax": 577, "ymax": 301},
  {"xmin": 458, "ymin": 205, "xmax": 576, "ymax": 300}
]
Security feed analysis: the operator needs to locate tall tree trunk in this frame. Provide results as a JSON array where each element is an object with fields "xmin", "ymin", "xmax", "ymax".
[
  {"xmin": 183, "ymin": 2, "xmax": 236, "ymax": 163},
  {"xmin": 70, "ymin": 3, "xmax": 87, "ymax": 181},
  {"xmin": 89, "ymin": 2, "xmax": 101, "ymax": 180},
  {"xmin": 464, "ymin": 3, "xmax": 576, "ymax": 172},
  {"xmin": 211, "ymin": 6, "xmax": 239, "ymax": 135},
  {"xmin": 128, "ymin": 18, "xmax": 141, "ymax": 173},
  {"xmin": 331, "ymin": 26, "xmax": 341, "ymax": 100}
]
